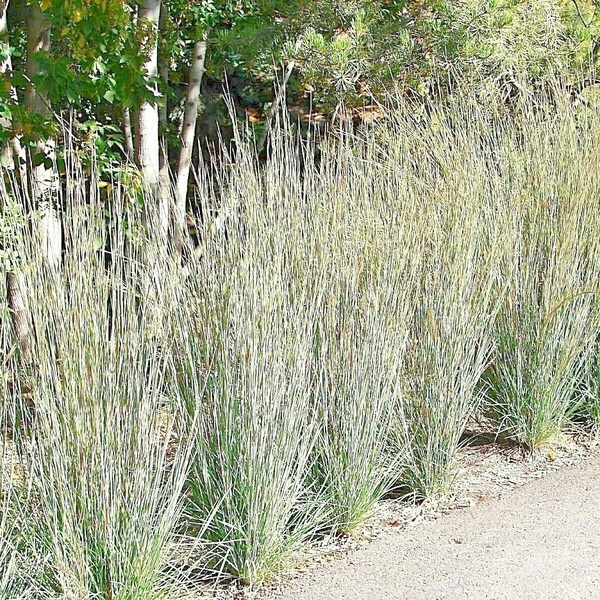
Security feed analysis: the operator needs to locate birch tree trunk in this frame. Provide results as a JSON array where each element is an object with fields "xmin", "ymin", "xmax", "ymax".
[
  {"xmin": 2, "ymin": 1, "xmax": 32, "ymax": 360},
  {"xmin": 157, "ymin": 4, "xmax": 170, "ymax": 237},
  {"xmin": 6, "ymin": 272, "xmax": 32, "ymax": 362},
  {"xmin": 122, "ymin": 107, "xmax": 135, "ymax": 161},
  {"xmin": 1, "ymin": 0, "xmax": 12, "ymax": 167},
  {"xmin": 175, "ymin": 38, "xmax": 207, "ymax": 246},
  {"xmin": 134, "ymin": 0, "xmax": 166, "ymax": 238},
  {"xmin": 1, "ymin": 0, "xmax": 27, "ymax": 184},
  {"xmin": 26, "ymin": 1, "xmax": 62, "ymax": 268},
  {"xmin": 0, "ymin": 1, "xmax": 8, "ymax": 70}
]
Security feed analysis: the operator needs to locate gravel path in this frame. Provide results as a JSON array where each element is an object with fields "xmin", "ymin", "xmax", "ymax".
[{"xmin": 273, "ymin": 452, "xmax": 600, "ymax": 600}]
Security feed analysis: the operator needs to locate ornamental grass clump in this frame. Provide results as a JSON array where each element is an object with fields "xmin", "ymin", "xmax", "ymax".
[
  {"xmin": 306, "ymin": 136, "xmax": 415, "ymax": 533},
  {"xmin": 485, "ymin": 104, "xmax": 600, "ymax": 449},
  {"xmin": 1, "ymin": 190, "xmax": 43, "ymax": 598},
  {"xmin": 309, "ymin": 261, "xmax": 408, "ymax": 533},
  {"xmin": 397, "ymin": 206, "xmax": 499, "ymax": 497},
  {"xmin": 10, "ymin": 180, "xmax": 197, "ymax": 599},
  {"xmin": 0, "ymin": 289, "xmax": 31, "ymax": 599},
  {"xmin": 176, "ymin": 139, "xmax": 325, "ymax": 585},
  {"xmin": 380, "ymin": 104, "xmax": 501, "ymax": 499}
]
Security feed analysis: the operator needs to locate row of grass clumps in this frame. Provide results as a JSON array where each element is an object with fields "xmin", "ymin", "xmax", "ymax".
[{"xmin": 1, "ymin": 94, "xmax": 600, "ymax": 596}]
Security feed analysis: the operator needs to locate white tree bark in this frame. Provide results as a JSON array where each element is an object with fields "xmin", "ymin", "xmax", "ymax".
[
  {"xmin": 1, "ymin": 0, "xmax": 26, "ymax": 183},
  {"xmin": 0, "ymin": 1, "xmax": 8, "ymax": 70},
  {"xmin": 134, "ymin": 0, "xmax": 166, "ymax": 237},
  {"xmin": 157, "ymin": 4, "xmax": 170, "ymax": 238},
  {"xmin": 26, "ymin": 1, "xmax": 62, "ymax": 269},
  {"xmin": 175, "ymin": 38, "xmax": 207, "ymax": 243},
  {"xmin": 1, "ymin": 0, "xmax": 12, "ymax": 167}
]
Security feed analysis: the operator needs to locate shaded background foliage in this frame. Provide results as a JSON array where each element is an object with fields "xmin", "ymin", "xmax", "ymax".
[{"xmin": 2, "ymin": 0, "xmax": 600, "ymax": 177}]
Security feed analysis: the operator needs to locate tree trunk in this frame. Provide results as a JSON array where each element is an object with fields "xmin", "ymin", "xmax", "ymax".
[
  {"xmin": 6, "ymin": 272, "xmax": 32, "ymax": 362},
  {"xmin": 0, "ymin": 0, "xmax": 27, "ymax": 184},
  {"xmin": 2, "ymin": 1, "xmax": 31, "ymax": 361},
  {"xmin": 175, "ymin": 38, "xmax": 207, "ymax": 247},
  {"xmin": 158, "ymin": 4, "xmax": 170, "ymax": 238},
  {"xmin": 1, "ymin": 0, "xmax": 12, "ymax": 166},
  {"xmin": 26, "ymin": 1, "xmax": 61, "ymax": 268},
  {"xmin": 122, "ymin": 107, "xmax": 135, "ymax": 161},
  {"xmin": 134, "ymin": 0, "xmax": 165, "ymax": 237},
  {"xmin": 0, "ymin": 1, "xmax": 8, "ymax": 70}
]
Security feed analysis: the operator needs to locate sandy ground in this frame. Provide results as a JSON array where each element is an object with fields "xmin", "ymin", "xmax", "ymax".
[{"xmin": 269, "ymin": 450, "xmax": 600, "ymax": 600}]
